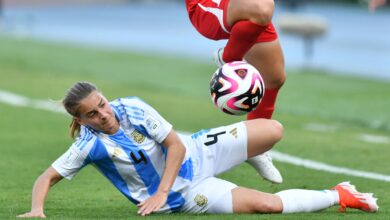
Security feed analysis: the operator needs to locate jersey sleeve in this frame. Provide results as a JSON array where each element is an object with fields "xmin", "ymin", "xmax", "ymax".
[
  {"xmin": 120, "ymin": 97, "xmax": 173, "ymax": 143},
  {"xmin": 51, "ymin": 142, "xmax": 90, "ymax": 180}
]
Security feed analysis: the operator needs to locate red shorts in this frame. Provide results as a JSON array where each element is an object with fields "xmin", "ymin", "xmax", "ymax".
[{"xmin": 186, "ymin": 0, "xmax": 278, "ymax": 42}]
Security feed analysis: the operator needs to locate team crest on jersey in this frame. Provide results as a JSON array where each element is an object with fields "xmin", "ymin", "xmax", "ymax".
[
  {"xmin": 194, "ymin": 194, "xmax": 208, "ymax": 207},
  {"xmin": 229, "ymin": 127, "xmax": 238, "ymax": 138},
  {"xmin": 131, "ymin": 130, "xmax": 145, "ymax": 144},
  {"xmin": 112, "ymin": 147, "xmax": 123, "ymax": 158}
]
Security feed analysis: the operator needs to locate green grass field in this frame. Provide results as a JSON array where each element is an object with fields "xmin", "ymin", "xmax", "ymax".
[{"xmin": 0, "ymin": 35, "xmax": 389, "ymax": 219}]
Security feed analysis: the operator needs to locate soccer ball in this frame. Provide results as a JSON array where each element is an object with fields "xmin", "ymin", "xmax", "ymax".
[{"xmin": 210, "ymin": 61, "xmax": 264, "ymax": 115}]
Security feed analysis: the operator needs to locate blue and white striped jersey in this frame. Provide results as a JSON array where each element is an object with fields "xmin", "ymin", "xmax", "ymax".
[{"xmin": 52, "ymin": 97, "xmax": 193, "ymax": 212}]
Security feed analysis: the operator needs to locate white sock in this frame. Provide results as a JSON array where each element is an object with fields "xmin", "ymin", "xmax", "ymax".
[{"xmin": 276, "ymin": 189, "xmax": 339, "ymax": 213}]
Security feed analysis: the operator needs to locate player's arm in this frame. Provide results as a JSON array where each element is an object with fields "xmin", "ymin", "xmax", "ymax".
[
  {"xmin": 137, "ymin": 129, "xmax": 186, "ymax": 216},
  {"xmin": 17, "ymin": 167, "xmax": 63, "ymax": 218}
]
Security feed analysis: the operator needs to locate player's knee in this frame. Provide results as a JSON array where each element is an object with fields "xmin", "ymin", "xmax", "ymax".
[
  {"xmin": 252, "ymin": 119, "xmax": 283, "ymax": 143},
  {"xmin": 250, "ymin": 0, "xmax": 274, "ymax": 25},
  {"xmin": 252, "ymin": 119, "xmax": 283, "ymax": 144},
  {"xmin": 266, "ymin": 73, "xmax": 286, "ymax": 88},
  {"xmin": 269, "ymin": 120, "xmax": 283, "ymax": 143}
]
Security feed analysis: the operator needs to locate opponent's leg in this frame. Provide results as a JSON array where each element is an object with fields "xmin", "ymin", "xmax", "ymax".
[
  {"xmin": 211, "ymin": 0, "xmax": 284, "ymax": 183},
  {"xmin": 218, "ymin": 0, "xmax": 275, "ymax": 63},
  {"xmin": 245, "ymin": 39, "xmax": 286, "ymax": 119},
  {"xmin": 244, "ymin": 39, "xmax": 286, "ymax": 183}
]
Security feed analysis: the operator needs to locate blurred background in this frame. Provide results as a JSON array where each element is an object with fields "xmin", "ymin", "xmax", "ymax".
[
  {"xmin": 0, "ymin": 0, "xmax": 389, "ymax": 79},
  {"xmin": 1, "ymin": 1, "xmax": 389, "ymax": 219}
]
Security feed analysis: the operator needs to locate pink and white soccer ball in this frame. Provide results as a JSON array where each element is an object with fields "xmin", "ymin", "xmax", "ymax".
[{"xmin": 210, "ymin": 61, "xmax": 265, "ymax": 115}]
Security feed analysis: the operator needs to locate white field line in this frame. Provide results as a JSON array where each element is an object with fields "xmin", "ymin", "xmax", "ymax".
[
  {"xmin": 358, "ymin": 134, "xmax": 390, "ymax": 144},
  {"xmin": 269, "ymin": 151, "xmax": 390, "ymax": 182},
  {"xmin": 304, "ymin": 123, "xmax": 390, "ymax": 145},
  {"xmin": 0, "ymin": 90, "xmax": 66, "ymax": 114},
  {"xmin": 1, "ymin": 89, "xmax": 390, "ymax": 182}
]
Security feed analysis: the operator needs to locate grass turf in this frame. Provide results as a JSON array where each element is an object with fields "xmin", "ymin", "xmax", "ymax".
[{"xmin": 0, "ymin": 35, "xmax": 389, "ymax": 219}]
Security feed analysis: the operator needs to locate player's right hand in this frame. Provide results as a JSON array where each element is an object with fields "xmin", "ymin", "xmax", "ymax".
[{"xmin": 17, "ymin": 211, "xmax": 46, "ymax": 218}]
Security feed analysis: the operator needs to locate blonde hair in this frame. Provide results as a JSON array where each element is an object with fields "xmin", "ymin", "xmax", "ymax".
[{"xmin": 62, "ymin": 81, "xmax": 97, "ymax": 138}]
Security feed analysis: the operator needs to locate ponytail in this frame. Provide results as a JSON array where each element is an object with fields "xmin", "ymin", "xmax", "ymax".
[
  {"xmin": 69, "ymin": 118, "xmax": 81, "ymax": 139},
  {"xmin": 62, "ymin": 81, "xmax": 97, "ymax": 138}
]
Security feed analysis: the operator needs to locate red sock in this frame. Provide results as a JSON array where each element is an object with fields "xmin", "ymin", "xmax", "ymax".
[
  {"xmin": 247, "ymin": 87, "xmax": 280, "ymax": 120},
  {"xmin": 223, "ymin": 20, "xmax": 267, "ymax": 62}
]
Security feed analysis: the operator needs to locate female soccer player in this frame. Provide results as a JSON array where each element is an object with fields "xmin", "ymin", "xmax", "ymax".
[
  {"xmin": 17, "ymin": 82, "xmax": 378, "ymax": 218},
  {"xmin": 185, "ymin": 0, "xmax": 285, "ymax": 183}
]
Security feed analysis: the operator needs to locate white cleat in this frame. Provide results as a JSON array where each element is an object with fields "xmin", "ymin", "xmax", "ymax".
[
  {"xmin": 213, "ymin": 47, "xmax": 247, "ymax": 68},
  {"xmin": 247, "ymin": 152, "xmax": 283, "ymax": 184},
  {"xmin": 213, "ymin": 47, "xmax": 226, "ymax": 68}
]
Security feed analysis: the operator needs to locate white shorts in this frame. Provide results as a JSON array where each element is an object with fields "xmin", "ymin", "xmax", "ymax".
[{"xmin": 179, "ymin": 122, "xmax": 248, "ymax": 213}]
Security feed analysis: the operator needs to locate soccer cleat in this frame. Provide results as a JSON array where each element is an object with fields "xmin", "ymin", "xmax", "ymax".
[
  {"xmin": 332, "ymin": 181, "xmax": 379, "ymax": 213},
  {"xmin": 247, "ymin": 152, "xmax": 283, "ymax": 184},
  {"xmin": 213, "ymin": 47, "xmax": 226, "ymax": 68},
  {"xmin": 213, "ymin": 47, "xmax": 248, "ymax": 68}
]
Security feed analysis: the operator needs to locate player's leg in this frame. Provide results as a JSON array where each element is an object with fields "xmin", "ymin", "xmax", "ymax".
[
  {"xmin": 244, "ymin": 109, "xmax": 284, "ymax": 183},
  {"xmin": 231, "ymin": 183, "xmax": 378, "ymax": 214},
  {"xmin": 243, "ymin": 39, "xmax": 285, "ymax": 183},
  {"xmin": 245, "ymin": 39, "xmax": 286, "ymax": 119},
  {"xmin": 227, "ymin": 0, "xmax": 274, "ymax": 25},
  {"xmin": 187, "ymin": 0, "xmax": 283, "ymax": 183},
  {"xmin": 187, "ymin": 0, "xmax": 276, "ymax": 66},
  {"xmin": 244, "ymin": 118, "xmax": 283, "ymax": 183},
  {"xmin": 198, "ymin": 119, "xmax": 282, "ymax": 176},
  {"xmin": 275, "ymin": 182, "xmax": 379, "ymax": 213},
  {"xmin": 219, "ymin": 0, "xmax": 275, "ymax": 63},
  {"xmin": 244, "ymin": 119, "xmax": 283, "ymax": 158},
  {"xmin": 231, "ymin": 187, "xmax": 282, "ymax": 213},
  {"xmin": 232, "ymin": 187, "xmax": 337, "ymax": 213}
]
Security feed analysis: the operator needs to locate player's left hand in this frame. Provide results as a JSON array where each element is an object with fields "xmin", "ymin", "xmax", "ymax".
[{"xmin": 137, "ymin": 191, "xmax": 168, "ymax": 216}]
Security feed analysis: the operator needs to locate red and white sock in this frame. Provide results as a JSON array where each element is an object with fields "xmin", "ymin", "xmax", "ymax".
[
  {"xmin": 223, "ymin": 20, "xmax": 267, "ymax": 62},
  {"xmin": 247, "ymin": 87, "xmax": 280, "ymax": 120}
]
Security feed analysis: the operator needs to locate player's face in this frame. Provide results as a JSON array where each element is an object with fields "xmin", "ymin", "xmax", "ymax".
[{"xmin": 75, "ymin": 91, "xmax": 119, "ymax": 135}]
